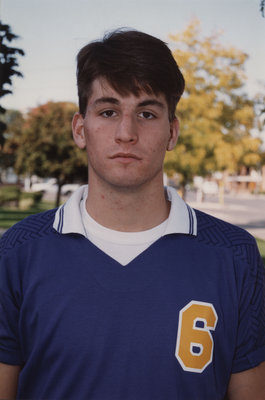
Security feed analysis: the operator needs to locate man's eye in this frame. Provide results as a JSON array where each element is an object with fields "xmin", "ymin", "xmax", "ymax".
[
  {"xmin": 139, "ymin": 111, "xmax": 156, "ymax": 119},
  {"xmin": 101, "ymin": 110, "xmax": 117, "ymax": 118}
]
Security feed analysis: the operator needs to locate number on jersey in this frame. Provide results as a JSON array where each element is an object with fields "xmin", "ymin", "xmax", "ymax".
[{"xmin": 175, "ymin": 300, "xmax": 218, "ymax": 373}]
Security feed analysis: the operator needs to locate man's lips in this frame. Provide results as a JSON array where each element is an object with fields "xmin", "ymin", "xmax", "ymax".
[{"xmin": 110, "ymin": 153, "xmax": 141, "ymax": 160}]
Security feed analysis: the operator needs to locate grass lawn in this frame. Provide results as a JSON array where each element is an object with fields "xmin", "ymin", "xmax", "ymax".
[{"xmin": 256, "ymin": 237, "xmax": 265, "ymax": 264}]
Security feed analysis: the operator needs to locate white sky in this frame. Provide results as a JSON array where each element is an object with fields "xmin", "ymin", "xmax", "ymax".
[{"xmin": 1, "ymin": 0, "xmax": 265, "ymax": 112}]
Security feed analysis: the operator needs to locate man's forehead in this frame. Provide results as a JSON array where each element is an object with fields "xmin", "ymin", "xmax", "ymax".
[{"xmin": 89, "ymin": 77, "xmax": 166, "ymax": 104}]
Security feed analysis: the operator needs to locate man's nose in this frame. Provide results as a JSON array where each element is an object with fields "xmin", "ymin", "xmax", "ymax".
[{"xmin": 115, "ymin": 114, "xmax": 138, "ymax": 143}]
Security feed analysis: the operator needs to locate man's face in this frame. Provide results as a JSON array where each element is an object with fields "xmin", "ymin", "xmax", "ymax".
[{"xmin": 73, "ymin": 78, "xmax": 179, "ymax": 192}]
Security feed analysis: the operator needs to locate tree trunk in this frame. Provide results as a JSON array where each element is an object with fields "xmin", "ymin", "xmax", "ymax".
[
  {"xmin": 181, "ymin": 184, "xmax": 187, "ymax": 201},
  {"xmin": 55, "ymin": 181, "xmax": 62, "ymax": 208}
]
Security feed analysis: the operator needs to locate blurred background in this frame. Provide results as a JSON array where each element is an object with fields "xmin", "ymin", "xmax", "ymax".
[{"xmin": 0, "ymin": 0, "xmax": 265, "ymax": 258}]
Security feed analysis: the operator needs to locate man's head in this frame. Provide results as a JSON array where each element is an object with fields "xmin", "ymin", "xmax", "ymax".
[{"xmin": 76, "ymin": 29, "xmax": 185, "ymax": 121}]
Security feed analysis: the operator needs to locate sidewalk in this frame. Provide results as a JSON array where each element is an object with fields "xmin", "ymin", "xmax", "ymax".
[{"xmin": 188, "ymin": 200, "xmax": 265, "ymax": 241}]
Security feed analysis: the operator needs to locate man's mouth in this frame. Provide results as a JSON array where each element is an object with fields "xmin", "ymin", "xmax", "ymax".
[{"xmin": 110, "ymin": 153, "xmax": 141, "ymax": 161}]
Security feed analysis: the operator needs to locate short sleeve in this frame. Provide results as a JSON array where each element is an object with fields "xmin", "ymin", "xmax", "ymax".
[
  {"xmin": 0, "ymin": 234, "xmax": 23, "ymax": 365},
  {"xmin": 232, "ymin": 243, "xmax": 265, "ymax": 372},
  {"xmin": 0, "ymin": 290, "xmax": 23, "ymax": 365}
]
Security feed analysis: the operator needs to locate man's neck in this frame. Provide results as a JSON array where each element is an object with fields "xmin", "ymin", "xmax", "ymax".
[{"xmin": 85, "ymin": 179, "xmax": 170, "ymax": 232}]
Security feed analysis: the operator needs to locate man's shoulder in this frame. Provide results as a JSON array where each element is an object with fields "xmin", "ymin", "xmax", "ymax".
[
  {"xmin": 194, "ymin": 208, "xmax": 258, "ymax": 264},
  {"xmin": 0, "ymin": 208, "xmax": 58, "ymax": 257}
]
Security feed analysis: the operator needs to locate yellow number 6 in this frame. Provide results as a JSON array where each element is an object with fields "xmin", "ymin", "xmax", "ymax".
[{"xmin": 175, "ymin": 301, "xmax": 218, "ymax": 373}]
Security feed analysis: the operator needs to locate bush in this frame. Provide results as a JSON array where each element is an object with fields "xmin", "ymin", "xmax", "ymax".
[
  {"xmin": 19, "ymin": 191, "xmax": 43, "ymax": 209},
  {"xmin": 0, "ymin": 186, "xmax": 43, "ymax": 209},
  {"xmin": 0, "ymin": 185, "xmax": 20, "ymax": 206},
  {"xmin": 20, "ymin": 191, "xmax": 43, "ymax": 204}
]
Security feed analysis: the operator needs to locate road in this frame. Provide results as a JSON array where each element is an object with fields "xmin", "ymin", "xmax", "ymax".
[{"xmin": 187, "ymin": 192, "xmax": 265, "ymax": 240}]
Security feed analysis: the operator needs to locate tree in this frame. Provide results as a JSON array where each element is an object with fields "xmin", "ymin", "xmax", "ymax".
[
  {"xmin": 0, "ymin": 109, "xmax": 24, "ymax": 183},
  {"xmin": 261, "ymin": 0, "xmax": 265, "ymax": 17},
  {"xmin": 0, "ymin": 21, "xmax": 24, "ymax": 149},
  {"xmin": 14, "ymin": 102, "xmax": 87, "ymax": 206},
  {"xmin": 254, "ymin": 92, "xmax": 265, "ymax": 129},
  {"xmin": 165, "ymin": 19, "xmax": 262, "ymax": 196}
]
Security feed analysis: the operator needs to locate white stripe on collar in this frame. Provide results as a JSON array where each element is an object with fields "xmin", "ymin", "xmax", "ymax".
[{"xmin": 53, "ymin": 185, "xmax": 197, "ymax": 237}]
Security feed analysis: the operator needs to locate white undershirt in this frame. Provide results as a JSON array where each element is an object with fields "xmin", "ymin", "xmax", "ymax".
[{"xmin": 80, "ymin": 195, "xmax": 169, "ymax": 266}]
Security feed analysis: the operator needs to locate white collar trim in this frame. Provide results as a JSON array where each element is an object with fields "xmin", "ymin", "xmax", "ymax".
[
  {"xmin": 53, "ymin": 185, "xmax": 197, "ymax": 237},
  {"xmin": 165, "ymin": 186, "xmax": 197, "ymax": 235}
]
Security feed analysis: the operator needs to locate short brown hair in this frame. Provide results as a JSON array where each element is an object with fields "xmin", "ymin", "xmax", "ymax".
[{"xmin": 76, "ymin": 29, "xmax": 185, "ymax": 121}]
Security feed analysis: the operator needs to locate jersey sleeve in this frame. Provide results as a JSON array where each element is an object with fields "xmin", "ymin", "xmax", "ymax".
[
  {"xmin": 0, "ymin": 232, "xmax": 23, "ymax": 366},
  {"xmin": 231, "ymin": 241, "xmax": 265, "ymax": 373}
]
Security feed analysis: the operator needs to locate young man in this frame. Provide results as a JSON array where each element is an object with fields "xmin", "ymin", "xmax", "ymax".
[{"xmin": 0, "ymin": 30, "xmax": 264, "ymax": 399}]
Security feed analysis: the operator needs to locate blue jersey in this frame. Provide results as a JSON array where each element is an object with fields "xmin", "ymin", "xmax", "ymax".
[{"xmin": 0, "ymin": 208, "xmax": 264, "ymax": 399}]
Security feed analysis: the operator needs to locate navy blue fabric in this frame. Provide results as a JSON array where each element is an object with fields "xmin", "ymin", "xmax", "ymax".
[{"xmin": 0, "ymin": 208, "xmax": 264, "ymax": 400}]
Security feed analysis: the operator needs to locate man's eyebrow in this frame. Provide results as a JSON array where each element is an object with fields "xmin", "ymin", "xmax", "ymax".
[
  {"xmin": 137, "ymin": 99, "xmax": 165, "ymax": 109},
  {"xmin": 93, "ymin": 97, "xmax": 165, "ymax": 109},
  {"xmin": 94, "ymin": 97, "xmax": 120, "ymax": 106}
]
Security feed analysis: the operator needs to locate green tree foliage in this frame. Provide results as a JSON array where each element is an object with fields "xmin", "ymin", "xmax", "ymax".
[
  {"xmin": 165, "ymin": 19, "xmax": 262, "ymax": 191},
  {"xmin": 0, "ymin": 109, "xmax": 24, "ymax": 182},
  {"xmin": 14, "ymin": 102, "xmax": 87, "ymax": 206},
  {"xmin": 0, "ymin": 21, "xmax": 24, "ymax": 147}
]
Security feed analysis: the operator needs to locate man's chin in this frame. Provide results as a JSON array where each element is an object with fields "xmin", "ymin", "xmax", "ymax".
[{"xmin": 109, "ymin": 175, "xmax": 163, "ymax": 193}]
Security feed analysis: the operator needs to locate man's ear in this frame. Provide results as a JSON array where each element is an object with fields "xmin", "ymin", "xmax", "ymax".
[
  {"xmin": 167, "ymin": 118, "xmax": 179, "ymax": 151},
  {"xmin": 72, "ymin": 112, "xmax": 86, "ymax": 149}
]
